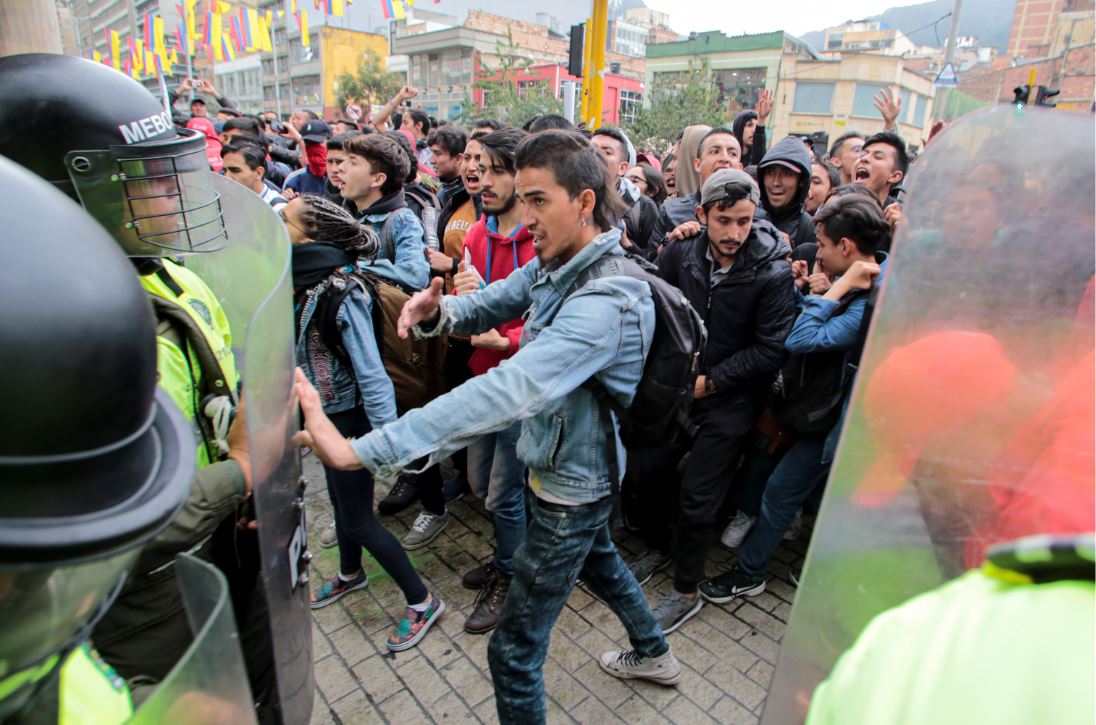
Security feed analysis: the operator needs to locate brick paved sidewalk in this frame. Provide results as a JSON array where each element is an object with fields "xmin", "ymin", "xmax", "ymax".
[{"xmin": 302, "ymin": 454, "xmax": 806, "ymax": 725}]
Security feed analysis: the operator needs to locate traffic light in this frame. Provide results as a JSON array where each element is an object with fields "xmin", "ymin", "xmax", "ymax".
[
  {"xmin": 1035, "ymin": 85, "xmax": 1060, "ymax": 107},
  {"xmin": 568, "ymin": 24, "xmax": 584, "ymax": 78},
  {"xmin": 1012, "ymin": 84, "xmax": 1031, "ymax": 105}
]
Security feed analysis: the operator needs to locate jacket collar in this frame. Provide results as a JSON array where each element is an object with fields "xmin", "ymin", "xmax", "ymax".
[{"xmin": 543, "ymin": 227, "xmax": 623, "ymax": 293}]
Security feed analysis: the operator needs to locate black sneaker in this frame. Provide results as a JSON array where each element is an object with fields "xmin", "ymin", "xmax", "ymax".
[
  {"xmin": 628, "ymin": 550, "xmax": 672, "ymax": 586},
  {"xmin": 377, "ymin": 476, "xmax": 419, "ymax": 516},
  {"xmin": 462, "ymin": 561, "xmax": 495, "ymax": 590},
  {"xmin": 698, "ymin": 567, "xmax": 765, "ymax": 604}
]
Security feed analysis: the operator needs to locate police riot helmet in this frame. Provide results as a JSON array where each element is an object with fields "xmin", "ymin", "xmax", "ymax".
[
  {"xmin": 0, "ymin": 54, "xmax": 227, "ymax": 257},
  {"xmin": 0, "ymin": 156, "xmax": 194, "ymax": 696}
]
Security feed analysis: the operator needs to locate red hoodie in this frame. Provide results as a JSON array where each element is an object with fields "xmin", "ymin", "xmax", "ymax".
[{"xmin": 460, "ymin": 215, "xmax": 536, "ymax": 376}]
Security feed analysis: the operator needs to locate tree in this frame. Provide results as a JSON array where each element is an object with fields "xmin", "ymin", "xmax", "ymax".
[
  {"xmin": 622, "ymin": 58, "xmax": 730, "ymax": 153},
  {"xmin": 462, "ymin": 30, "xmax": 563, "ymax": 128},
  {"xmin": 335, "ymin": 48, "xmax": 404, "ymax": 111}
]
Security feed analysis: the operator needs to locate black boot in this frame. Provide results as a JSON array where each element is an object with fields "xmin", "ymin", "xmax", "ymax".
[{"xmin": 463, "ymin": 570, "xmax": 511, "ymax": 634}]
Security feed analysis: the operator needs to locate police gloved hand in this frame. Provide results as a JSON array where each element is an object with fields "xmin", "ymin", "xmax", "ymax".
[
  {"xmin": 292, "ymin": 368, "xmax": 362, "ymax": 471},
  {"xmin": 225, "ymin": 399, "xmax": 253, "ymax": 495}
]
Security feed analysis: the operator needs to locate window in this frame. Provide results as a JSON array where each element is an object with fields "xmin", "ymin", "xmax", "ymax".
[
  {"xmin": 913, "ymin": 94, "xmax": 927, "ymax": 126},
  {"xmin": 618, "ymin": 89, "xmax": 642, "ymax": 124},
  {"xmin": 898, "ymin": 88, "xmax": 912, "ymax": 124},
  {"xmin": 792, "ymin": 82, "xmax": 834, "ymax": 115},
  {"xmin": 852, "ymin": 83, "xmax": 888, "ymax": 118},
  {"xmin": 713, "ymin": 67, "xmax": 766, "ymax": 114}
]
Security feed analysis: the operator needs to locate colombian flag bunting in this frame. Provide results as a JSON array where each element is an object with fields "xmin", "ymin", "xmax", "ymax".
[
  {"xmin": 110, "ymin": 30, "xmax": 121, "ymax": 70},
  {"xmin": 203, "ymin": 12, "xmax": 213, "ymax": 48},
  {"xmin": 93, "ymin": 50, "xmax": 102, "ymax": 63},
  {"xmin": 247, "ymin": 8, "xmax": 260, "ymax": 49},
  {"xmin": 217, "ymin": 1, "xmax": 231, "ymax": 13},
  {"xmin": 211, "ymin": 13, "xmax": 224, "ymax": 60},
  {"xmin": 142, "ymin": 15, "xmax": 152, "ymax": 51},
  {"xmin": 393, "ymin": 0, "xmax": 405, "ymax": 19},
  {"xmin": 332, "ymin": 0, "xmax": 344, "ymax": 15},
  {"xmin": 380, "ymin": 0, "xmax": 391, "ymax": 19},
  {"xmin": 223, "ymin": 34, "xmax": 236, "ymax": 61},
  {"xmin": 290, "ymin": 0, "xmax": 297, "ymax": 15},
  {"xmin": 293, "ymin": 9, "xmax": 302, "ymax": 30},
  {"xmin": 154, "ymin": 16, "xmax": 166, "ymax": 53},
  {"xmin": 230, "ymin": 15, "xmax": 244, "ymax": 53}
]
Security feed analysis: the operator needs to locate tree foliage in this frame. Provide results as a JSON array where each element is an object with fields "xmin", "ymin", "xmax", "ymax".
[
  {"xmin": 621, "ymin": 58, "xmax": 731, "ymax": 153},
  {"xmin": 462, "ymin": 30, "xmax": 563, "ymax": 127},
  {"xmin": 335, "ymin": 48, "xmax": 404, "ymax": 111}
]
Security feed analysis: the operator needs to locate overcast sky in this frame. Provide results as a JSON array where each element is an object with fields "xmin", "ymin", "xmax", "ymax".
[{"xmin": 642, "ymin": 0, "xmax": 904, "ymax": 38}]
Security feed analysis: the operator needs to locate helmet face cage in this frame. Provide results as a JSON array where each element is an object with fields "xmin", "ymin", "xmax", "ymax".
[{"xmin": 65, "ymin": 129, "xmax": 228, "ymax": 257}]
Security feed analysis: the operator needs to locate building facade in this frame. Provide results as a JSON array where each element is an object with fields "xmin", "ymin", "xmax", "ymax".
[
  {"xmin": 1009, "ymin": 0, "xmax": 1066, "ymax": 57},
  {"xmin": 646, "ymin": 30, "xmax": 937, "ymax": 150}
]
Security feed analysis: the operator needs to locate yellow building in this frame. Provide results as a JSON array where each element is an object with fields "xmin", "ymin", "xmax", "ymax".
[{"xmin": 777, "ymin": 52, "xmax": 936, "ymax": 150}]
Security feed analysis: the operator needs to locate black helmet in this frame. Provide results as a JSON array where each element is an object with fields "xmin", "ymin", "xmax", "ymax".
[
  {"xmin": 0, "ymin": 156, "xmax": 194, "ymax": 693},
  {"xmin": 0, "ymin": 54, "xmax": 227, "ymax": 257}
]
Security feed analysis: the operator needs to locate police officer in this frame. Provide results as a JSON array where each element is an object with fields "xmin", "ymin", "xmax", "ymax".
[
  {"xmin": 0, "ymin": 156, "xmax": 194, "ymax": 722},
  {"xmin": 0, "ymin": 55, "xmax": 288, "ymax": 720}
]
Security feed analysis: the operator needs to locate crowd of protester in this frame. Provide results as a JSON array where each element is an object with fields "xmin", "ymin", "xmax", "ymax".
[{"xmin": 174, "ymin": 77, "xmax": 925, "ymax": 712}]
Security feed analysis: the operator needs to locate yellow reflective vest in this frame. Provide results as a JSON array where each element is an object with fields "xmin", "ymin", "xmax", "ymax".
[{"xmin": 140, "ymin": 259, "xmax": 238, "ymax": 468}]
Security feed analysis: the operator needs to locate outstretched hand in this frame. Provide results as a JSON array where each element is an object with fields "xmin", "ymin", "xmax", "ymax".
[
  {"xmin": 292, "ymin": 369, "xmax": 362, "ymax": 470},
  {"xmin": 397, "ymin": 277, "xmax": 444, "ymax": 339}
]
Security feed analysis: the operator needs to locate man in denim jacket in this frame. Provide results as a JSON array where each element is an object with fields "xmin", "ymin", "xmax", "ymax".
[{"xmin": 296, "ymin": 131, "xmax": 682, "ymax": 723}]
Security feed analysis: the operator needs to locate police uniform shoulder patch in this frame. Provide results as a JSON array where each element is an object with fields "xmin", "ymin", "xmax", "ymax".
[{"xmin": 187, "ymin": 297, "xmax": 213, "ymax": 327}]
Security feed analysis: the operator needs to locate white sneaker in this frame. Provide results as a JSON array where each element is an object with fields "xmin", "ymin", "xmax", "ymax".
[
  {"xmin": 598, "ymin": 648, "xmax": 681, "ymax": 686},
  {"xmin": 721, "ymin": 511, "xmax": 756, "ymax": 549},
  {"xmin": 783, "ymin": 509, "xmax": 804, "ymax": 541}
]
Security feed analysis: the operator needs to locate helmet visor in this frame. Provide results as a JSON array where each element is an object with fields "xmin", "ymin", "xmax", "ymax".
[{"xmin": 65, "ymin": 129, "xmax": 228, "ymax": 257}]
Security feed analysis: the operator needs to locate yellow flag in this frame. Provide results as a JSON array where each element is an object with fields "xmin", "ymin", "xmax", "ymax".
[
  {"xmin": 217, "ymin": 1, "xmax": 231, "ymax": 14},
  {"xmin": 290, "ymin": 0, "xmax": 297, "ymax": 14},
  {"xmin": 246, "ymin": 8, "xmax": 260, "ymax": 51},
  {"xmin": 110, "ymin": 30, "xmax": 121, "ymax": 70},
  {"xmin": 406, "ymin": 0, "xmax": 414, "ymax": 6},
  {"xmin": 393, "ymin": 0, "xmax": 405, "ymax": 20},
  {"xmin": 145, "ymin": 49, "xmax": 156, "ymax": 73},
  {"xmin": 153, "ymin": 16, "xmax": 165, "ymax": 54},
  {"xmin": 332, "ymin": 0, "xmax": 345, "ymax": 16},
  {"xmin": 265, "ymin": 10, "xmax": 273, "ymax": 27},
  {"xmin": 93, "ymin": 50, "xmax": 102, "ymax": 63},
  {"xmin": 211, "ymin": 13, "xmax": 224, "ymax": 60},
  {"xmin": 257, "ymin": 17, "xmax": 273, "ymax": 52},
  {"xmin": 134, "ymin": 39, "xmax": 144, "ymax": 70},
  {"xmin": 299, "ymin": 9, "xmax": 309, "ymax": 47}
]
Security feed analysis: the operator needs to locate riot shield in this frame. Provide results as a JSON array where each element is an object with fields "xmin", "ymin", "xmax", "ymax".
[
  {"xmin": 763, "ymin": 106, "xmax": 1095, "ymax": 723},
  {"xmin": 186, "ymin": 175, "xmax": 313, "ymax": 724},
  {"xmin": 131, "ymin": 554, "xmax": 257, "ymax": 723}
]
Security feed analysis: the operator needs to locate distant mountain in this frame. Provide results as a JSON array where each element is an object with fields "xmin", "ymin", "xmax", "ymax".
[{"xmin": 799, "ymin": 0, "xmax": 1017, "ymax": 52}]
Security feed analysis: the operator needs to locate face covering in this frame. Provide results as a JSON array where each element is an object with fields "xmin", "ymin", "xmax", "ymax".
[{"xmin": 306, "ymin": 142, "xmax": 328, "ymax": 177}]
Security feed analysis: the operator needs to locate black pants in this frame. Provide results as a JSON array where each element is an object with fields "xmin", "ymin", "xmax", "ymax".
[
  {"xmin": 672, "ymin": 396, "xmax": 757, "ymax": 593},
  {"xmin": 326, "ymin": 407, "xmax": 428, "ymax": 605},
  {"xmin": 444, "ymin": 338, "xmax": 476, "ymax": 482},
  {"xmin": 627, "ymin": 444, "xmax": 682, "ymax": 554}
]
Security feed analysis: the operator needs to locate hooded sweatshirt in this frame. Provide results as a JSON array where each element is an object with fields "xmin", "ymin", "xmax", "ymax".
[
  {"xmin": 675, "ymin": 125, "xmax": 711, "ymax": 197},
  {"xmin": 732, "ymin": 109, "xmax": 768, "ymax": 167},
  {"xmin": 758, "ymin": 136, "xmax": 817, "ymax": 248},
  {"xmin": 459, "ymin": 215, "xmax": 537, "ymax": 376}
]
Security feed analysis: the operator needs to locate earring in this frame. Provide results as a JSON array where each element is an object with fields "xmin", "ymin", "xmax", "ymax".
[{"xmin": 580, "ymin": 216, "xmax": 589, "ymax": 227}]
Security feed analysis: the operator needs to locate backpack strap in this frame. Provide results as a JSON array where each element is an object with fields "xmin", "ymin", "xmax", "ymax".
[{"xmin": 375, "ymin": 214, "xmax": 398, "ymax": 263}]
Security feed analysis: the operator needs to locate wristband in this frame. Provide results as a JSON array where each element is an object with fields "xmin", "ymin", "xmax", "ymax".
[{"xmin": 451, "ymin": 257, "xmax": 459, "ymax": 275}]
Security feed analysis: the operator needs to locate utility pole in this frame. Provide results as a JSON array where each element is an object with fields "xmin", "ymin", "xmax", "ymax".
[
  {"xmin": 271, "ymin": 16, "xmax": 283, "ymax": 116},
  {"xmin": 581, "ymin": 0, "xmax": 608, "ymax": 129},
  {"xmin": 942, "ymin": 0, "xmax": 964, "ymax": 74}
]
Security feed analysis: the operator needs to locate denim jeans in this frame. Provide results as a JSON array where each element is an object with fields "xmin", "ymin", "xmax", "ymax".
[
  {"xmin": 488, "ymin": 495, "xmax": 667, "ymax": 724},
  {"xmin": 736, "ymin": 434, "xmax": 829, "ymax": 582},
  {"xmin": 466, "ymin": 422, "xmax": 527, "ymax": 576}
]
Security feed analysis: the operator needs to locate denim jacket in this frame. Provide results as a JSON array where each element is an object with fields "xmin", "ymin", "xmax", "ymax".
[
  {"xmin": 295, "ymin": 275, "xmax": 398, "ymax": 427},
  {"xmin": 357, "ymin": 208, "xmax": 430, "ymax": 291},
  {"xmin": 350, "ymin": 228, "xmax": 655, "ymax": 503}
]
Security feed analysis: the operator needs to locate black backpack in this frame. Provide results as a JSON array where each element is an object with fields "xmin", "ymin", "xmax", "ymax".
[{"xmin": 565, "ymin": 254, "xmax": 707, "ymax": 479}]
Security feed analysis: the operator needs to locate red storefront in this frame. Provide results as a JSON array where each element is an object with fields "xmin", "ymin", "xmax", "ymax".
[{"xmin": 472, "ymin": 63, "xmax": 645, "ymax": 126}]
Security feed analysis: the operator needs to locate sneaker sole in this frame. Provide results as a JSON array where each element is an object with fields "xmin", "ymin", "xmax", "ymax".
[
  {"xmin": 660, "ymin": 596, "xmax": 703, "ymax": 635},
  {"xmin": 699, "ymin": 580, "xmax": 766, "ymax": 605},
  {"xmin": 720, "ymin": 533, "xmax": 750, "ymax": 549},
  {"xmin": 462, "ymin": 617, "xmax": 498, "ymax": 635},
  {"xmin": 597, "ymin": 659, "xmax": 682, "ymax": 686},
  {"xmin": 402, "ymin": 519, "xmax": 449, "ymax": 551},
  {"xmin": 309, "ymin": 578, "xmax": 368, "ymax": 610},
  {"xmin": 387, "ymin": 599, "xmax": 446, "ymax": 652}
]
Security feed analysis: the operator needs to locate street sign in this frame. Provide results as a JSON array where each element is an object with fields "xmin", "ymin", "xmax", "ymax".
[
  {"xmin": 345, "ymin": 103, "xmax": 363, "ymax": 121},
  {"xmin": 934, "ymin": 62, "xmax": 959, "ymax": 88}
]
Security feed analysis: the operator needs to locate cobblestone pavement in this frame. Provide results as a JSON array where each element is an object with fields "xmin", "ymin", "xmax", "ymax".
[{"xmin": 302, "ymin": 454, "xmax": 807, "ymax": 724}]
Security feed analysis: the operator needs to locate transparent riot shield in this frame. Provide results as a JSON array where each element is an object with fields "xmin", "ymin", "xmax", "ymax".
[
  {"xmin": 763, "ymin": 106, "xmax": 1095, "ymax": 723},
  {"xmin": 130, "ymin": 554, "xmax": 257, "ymax": 723},
  {"xmin": 186, "ymin": 175, "xmax": 313, "ymax": 724}
]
